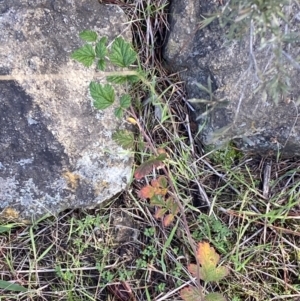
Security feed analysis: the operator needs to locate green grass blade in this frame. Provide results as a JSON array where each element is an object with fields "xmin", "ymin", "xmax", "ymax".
[{"xmin": 0, "ymin": 280, "xmax": 27, "ymax": 292}]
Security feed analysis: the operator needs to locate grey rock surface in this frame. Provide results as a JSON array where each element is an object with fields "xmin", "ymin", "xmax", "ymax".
[
  {"xmin": 164, "ymin": 0, "xmax": 300, "ymax": 157},
  {"xmin": 0, "ymin": 0, "xmax": 133, "ymax": 221}
]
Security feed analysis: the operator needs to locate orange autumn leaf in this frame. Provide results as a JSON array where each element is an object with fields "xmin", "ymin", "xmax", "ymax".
[
  {"xmin": 151, "ymin": 176, "xmax": 168, "ymax": 189},
  {"xmin": 139, "ymin": 176, "xmax": 168, "ymax": 199},
  {"xmin": 188, "ymin": 242, "xmax": 229, "ymax": 282},
  {"xmin": 197, "ymin": 241, "xmax": 219, "ymax": 267},
  {"xmin": 138, "ymin": 185, "xmax": 156, "ymax": 199},
  {"xmin": 154, "ymin": 207, "xmax": 167, "ymax": 219},
  {"xmin": 151, "ymin": 178, "xmax": 168, "ymax": 196},
  {"xmin": 163, "ymin": 213, "xmax": 175, "ymax": 226}
]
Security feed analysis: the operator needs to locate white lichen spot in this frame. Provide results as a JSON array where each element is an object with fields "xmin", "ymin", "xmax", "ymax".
[{"xmin": 16, "ymin": 158, "xmax": 34, "ymax": 166}]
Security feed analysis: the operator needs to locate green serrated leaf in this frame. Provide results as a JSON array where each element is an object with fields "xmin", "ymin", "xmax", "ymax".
[
  {"xmin": 89, "ymin": 82, "xmax": 115, "ymax": 110},
  {"xmin": 106, "ymin": 75, "xmax": 129, "ymax": 84},
  {"xmin": 120, "ymin": 94, "xmax": 131, "ymax": 109},
  {"xmin": 79, "ymin": 30, "xmax": 98, "ymax": 42},
  {"xmin": 71, "ymin": 44, "xmax": 95, "ymax": 67},
  {"xmin": 114, "ymin": 107, "xmax": 124, "ymax": 118},
  {"xmin": 0, "ymin": 280, "xmax": 27, "ymax": 292},
  {"xmin": 107, "ymin": 75, "xmax": 139, "ymax": 84},
  {"xmin": 157, "ymin": 176, "xmax": 168, "ymax": 188},
  {"xmin": 95, "ymin": 37, "xmax": 107, "ymax": 59},
  {"xmin": 127, "ymin": 75, "xmax": 140, "ymax": 83},
  {"xmin": 150, "ymin": 195, "xmax": 166, "ymax": 207},
  {"xmin": 112, "ymin": 130, "xmax": 135, "ymax": 149},
  {"xmin": 109, "ymin": 37, "xmax": 137, "ymax": 67},
  {"xmin": 97, "ymin": 59, "xmax": 106, "ymax": 71},
  {"xmin": 205, "ymin": 292, "xmax": 226, "ymax": 301},
  {"xmin": 199, "ymin": 266, "xmax": 228, "ymax": 282}
]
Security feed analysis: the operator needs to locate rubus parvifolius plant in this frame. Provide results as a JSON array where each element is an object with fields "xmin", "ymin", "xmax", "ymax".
[
  {"xmin": 71, "ymin": 30, "xmax": 148, "ymax": 149},
  {"xmin": 180, "ymin": 242, "xmax": 229, "ymax": 301},
  {"xmin": 134, "ymin": 148, "xmax": 179, "ymax": 227},
  {"xmin": 138, "ymin": 175, "xmax": 179, "ymax": 227}
]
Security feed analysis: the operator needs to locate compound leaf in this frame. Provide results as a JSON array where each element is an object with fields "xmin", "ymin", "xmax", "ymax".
[
  {"xmin": 0, "ymin": 280, "xmax": 27, "ymax": 292},
  {"xmin": 95, "ymin": 36, "xmax": 107, "ymax": 59},
  {"xmin": 180, "ymin": 286, "xmax": 202, "ymax": 301},
  {"xmin": 139, "ymin": 185, "xmax": 156, "ymax": 199},
  {"xmin": 109, "ymin": 37, "xmax": 137, "ymax": 67},
  {"xmin": 112, "ymin": 130, "xmax": 135, "ymax": 150},
  {"xmin": 205, "ymin": 293, "xmax": 227, "ymax": 301},
  {"xmin": 139, "ymin": 177, "xmax": 167, "ymax": 200},
  {"xmin": 71, "ymin": 44, "xmax": 95, "ymax": 67},
  {"xmin": 79, "ymin": 30, "xmax": 97, "ymax": 42},
  {"xmin": 89, "ymin": 82, "xmax": 115, "ymax": 110}
]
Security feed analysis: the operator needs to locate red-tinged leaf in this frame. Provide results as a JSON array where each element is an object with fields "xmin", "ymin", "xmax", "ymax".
[
  {"xmin": 180, "ymin": 286, "xmax": 202, "ymax": 301},
  {"xmin": 205, "ymin": 292, "xmax": 227, "ymax": 301},
  {"xmin": 197, "ymin": 242, "xmax": 219, "ymax": 267},
  {"xmin": 134, "ymin": 154, "xmax": 167, "ymax": 180},
  {"xmin": 150, "ymin": 178, "xmax": 168, "ymax": 195},
  {"xmin": 163, "ymin": 213, "xmax": 175, "ymax": 226},
  {"xmin": 151, "ymin": 178, "xmax": 160, "ymax": 188},
  {"xmin": 139, "ymin": 185, "xmax": 155, "ymax": 199},
  {"xmin": 155, "ymin": 207, "xmax": 167, "ymax": 219},
  {"xmin": 158, "ymin": 187, "xmax": 168, "ymax": 196},
  {"xmin": 187, "ymin": 263, "xmax": 198, "ymax": 277}
]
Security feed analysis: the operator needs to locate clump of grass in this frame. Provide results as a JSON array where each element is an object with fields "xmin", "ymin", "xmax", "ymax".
[{"xmin": 200, "ymin": 0, "xmax": 300, "ymax": 104}]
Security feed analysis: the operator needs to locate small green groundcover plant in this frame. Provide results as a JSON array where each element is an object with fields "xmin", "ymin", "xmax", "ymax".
[
  {"xmin": 0, "ymin": 225, "xmax": 28, "ymax": 293},
  {"xmin": 71, "ymin": 30, "xmax": 139, "ymax": 116},
  {"xmin": 199, "ymin": 0, "xmax": 299, "ymax": 104},
  {"xmin": 71, "ymin": 30, "xmax": 150, "ymax": 149}
]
